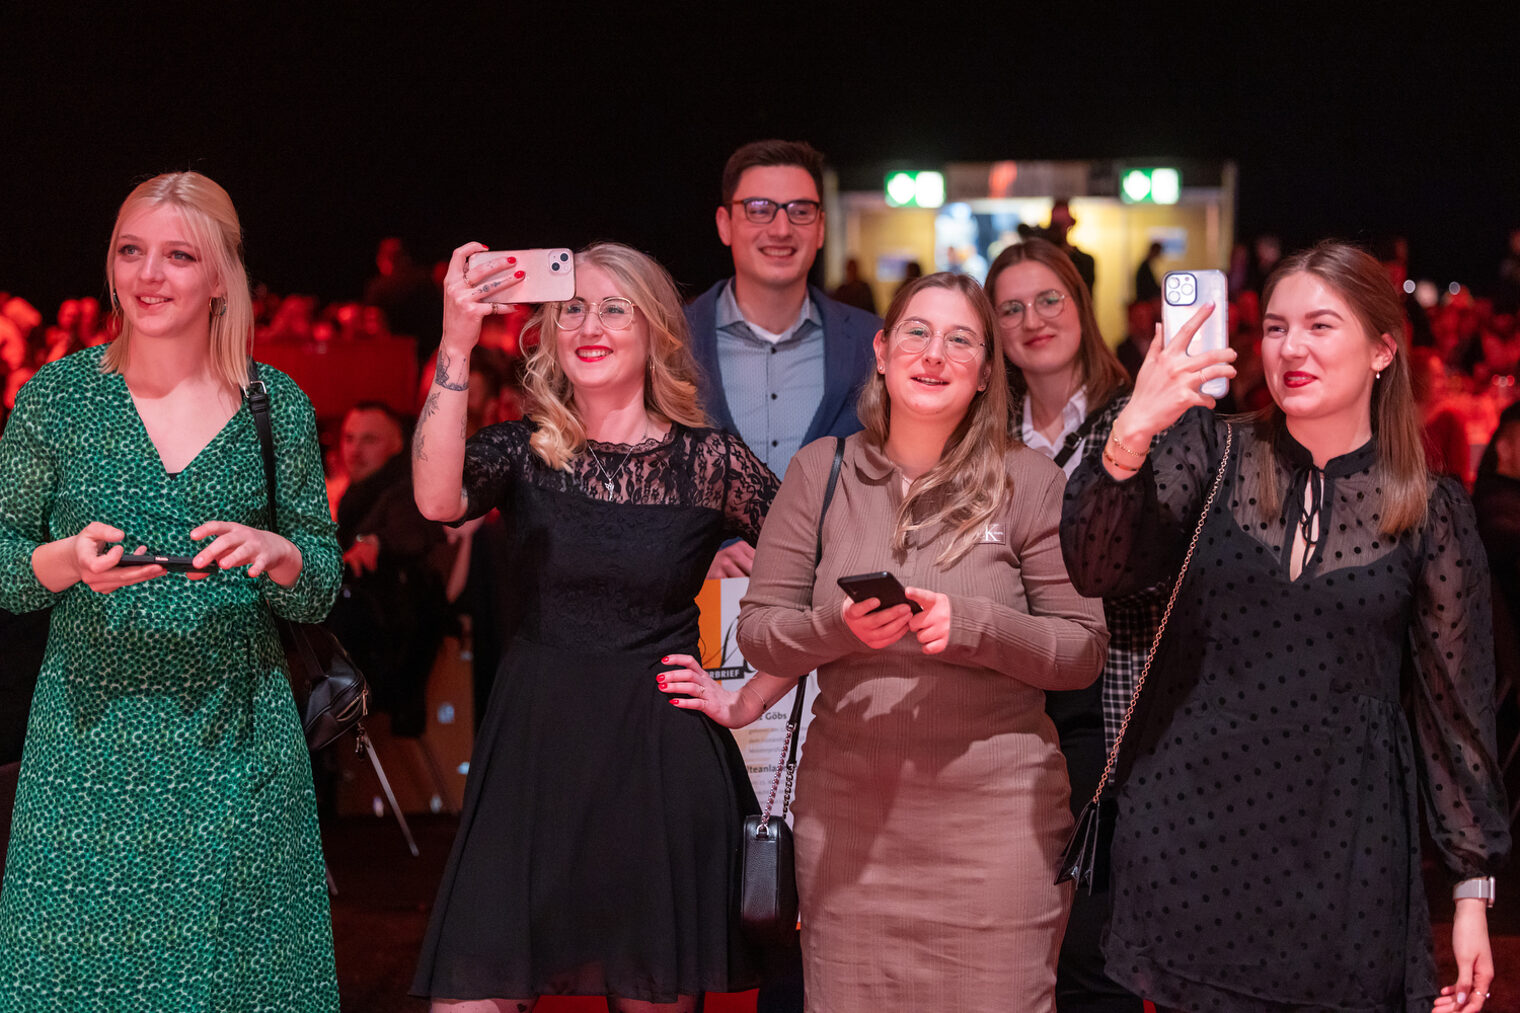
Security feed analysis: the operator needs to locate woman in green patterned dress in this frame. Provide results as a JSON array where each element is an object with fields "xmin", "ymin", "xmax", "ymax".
[{"xmin": 0, "ymin": 172, "xmax": 342, "ymax": 1012}]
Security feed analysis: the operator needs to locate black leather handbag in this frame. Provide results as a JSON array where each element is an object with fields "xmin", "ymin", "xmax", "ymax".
[
  {"xmin": 246, "ymin": 362, "xmax": 370, "ymax": 752},
  {"xmin": 738, "ymin": 679, "xmax": 806, "ymax": 944},
  {"xmin": 1057, "ymin": 425, "xmax": 1233, "ymax": 891},
  {"xmin": 738, "ymin": 436, "xmax": 844, "ymax": 943}
]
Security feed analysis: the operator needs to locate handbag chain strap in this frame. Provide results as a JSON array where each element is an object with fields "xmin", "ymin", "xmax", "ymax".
[
  {"xmin": 755, "ymin": 436, "xmax": 845, "ymax": 837},
  {"xmin": 1086, "ymin": 423, "xmax": 1233, "ymax": 808},
  {"xmin": 756, "ymin": 713, "xmax": 800, "ymax": 835}
]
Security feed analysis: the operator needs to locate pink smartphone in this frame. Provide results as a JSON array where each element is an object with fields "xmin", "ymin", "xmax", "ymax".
[
  {"xmin": 467, "ymin": 248, "xmax": 575, "ymax": 304},
  {"xmin": 1161, "ymin": 269, "xmax": 1230, "ymax": 398}
]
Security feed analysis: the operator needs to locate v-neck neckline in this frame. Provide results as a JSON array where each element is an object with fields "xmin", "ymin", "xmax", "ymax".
[{"xmin": 119, "ymin": 376, "xmax": 245, "ymax": 479}]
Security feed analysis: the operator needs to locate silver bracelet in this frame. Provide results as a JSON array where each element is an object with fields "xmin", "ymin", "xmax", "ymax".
[{"xmin": 1453, "ymin": 876, "xmax": 1496, "ymax": 908}]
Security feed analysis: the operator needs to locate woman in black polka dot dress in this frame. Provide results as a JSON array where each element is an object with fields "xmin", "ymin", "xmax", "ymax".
[{"xmin": 1060, "ymin": 242, "xmax": 1508, "ymax": 1013}]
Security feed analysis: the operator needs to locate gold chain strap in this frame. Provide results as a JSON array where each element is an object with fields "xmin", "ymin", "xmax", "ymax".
[{"xmin": 1086, "ymin": 424, "xmax": 1234, "ymax": 808}]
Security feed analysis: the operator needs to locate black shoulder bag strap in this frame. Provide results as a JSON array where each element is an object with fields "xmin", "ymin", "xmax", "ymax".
[
  {"xmin": 782, "ymin": 438, "xmax": 845, "ymax": 802},
  {"xmin": 758, "ymin": 435, "xmax": 846, "ymax": 831},
  {"xmin": 814, "ymin": 435, "xmax": 846, "ymax": 564},
  {"xmin": 1051, "ymin": 406, "xmax": 1105, "ymax": 469},
  {"xmin": 243, "ymin": 360, "xmax": 318, "ymax": 669},
  {"xmin": 245, "ymin": 359, "xmax": 277, "ymax": 508}
]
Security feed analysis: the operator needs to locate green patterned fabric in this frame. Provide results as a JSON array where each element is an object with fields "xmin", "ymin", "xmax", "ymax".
[{"xmin": 0, "ymin": 347, "xmax": 341, "ymax": 1012}]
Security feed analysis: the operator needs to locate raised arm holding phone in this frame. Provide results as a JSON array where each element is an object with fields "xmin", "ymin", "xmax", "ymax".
[
  {"xmin": 1060, "ymin": 241, "xmax": 1508, "ymax": 1013},
  {"xmin": 410, "ymin": 241, "xmax": 780, "ymax": 1013}
]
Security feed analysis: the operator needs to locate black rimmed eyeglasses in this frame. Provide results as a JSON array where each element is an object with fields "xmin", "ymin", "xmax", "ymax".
[{"xmin": 727, "ymin": 197, "xmax": 822, "ymax": 225}]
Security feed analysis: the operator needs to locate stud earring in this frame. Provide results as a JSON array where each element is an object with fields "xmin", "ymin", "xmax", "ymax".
[{"xmin": 1375, "ymin": 370, "xmax": 1382, "ymax": 381}]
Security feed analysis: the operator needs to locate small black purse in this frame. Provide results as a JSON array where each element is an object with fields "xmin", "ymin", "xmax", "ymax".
[
  {"xmin": 738, "ymin": 677, "xmax": 807, "ymax": 944},
  {"xmin": 245, "ymin": 362, "xmax": 370, "ymax": 752},
  {"xmin": 738, "ymin": 436, "xmax": 844, "ymax": 943},
  {"xmin": 1057, "ymin": 424, "xmax": 1233, "ymax": 891}
]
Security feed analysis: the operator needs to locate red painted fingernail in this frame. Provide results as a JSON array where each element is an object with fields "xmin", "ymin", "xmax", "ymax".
[
  {"xmin": 657, "ymin": 675, "xmax": 666, "ymax": 684},
  {"xmin": 506, "ymin": 257, "xmax": 516, "ymax": 264},
  {"xmin": 661, "ymin": 656, "xmax": 671, "ymax": 662},
  {"xmin": 514, "ymin": 270, "xmax": 524, "ymax": 278}
]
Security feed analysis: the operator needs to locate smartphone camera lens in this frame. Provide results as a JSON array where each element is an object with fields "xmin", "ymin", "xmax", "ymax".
[{"xmin": 551, "ymin": 262, "xmax": 560, "ymax": 271}]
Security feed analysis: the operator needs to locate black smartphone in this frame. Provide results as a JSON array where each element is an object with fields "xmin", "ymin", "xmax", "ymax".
[
  {"xmin": 836, "ymin": 571, "xmax": 922, "ymax": 614},
  {"xmin": 116, "ymin": 553, "xmax": 212, "ymax": 573}
]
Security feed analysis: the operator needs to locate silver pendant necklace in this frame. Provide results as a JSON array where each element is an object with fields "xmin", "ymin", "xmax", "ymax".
[{"xmin": 587, "ymin": 419, "xmax": 648, "ymax": 496}]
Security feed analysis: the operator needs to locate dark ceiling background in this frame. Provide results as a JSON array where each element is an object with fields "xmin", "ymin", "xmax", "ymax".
[{"xmin": 4, "ymin": 5, "xmax": 1518, "ymax": 316}]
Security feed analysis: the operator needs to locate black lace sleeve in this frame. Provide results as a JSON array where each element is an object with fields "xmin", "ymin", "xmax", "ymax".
[
  {"xmin": 1060, "ymin": 406, "xmax": 1222, "ymax": 599},
  {"xmin": 718, "ymin": 431, "xmax": 779, "ymax": 544},
  {"xmin": 459, "ymin": 420, "xmax": 532, "ymax": 521},
  {"xmin": 1409, "ymin": 477, "xmax": 1512, "ymax": 879}
]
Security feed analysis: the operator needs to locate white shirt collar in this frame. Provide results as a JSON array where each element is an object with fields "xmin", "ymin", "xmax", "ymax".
[{"xmin": 1021, "ymin": 388, "xmax": 1090, "ymax": 475}]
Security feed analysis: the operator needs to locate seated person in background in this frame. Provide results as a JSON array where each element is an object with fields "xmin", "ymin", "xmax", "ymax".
[{"xmin": 327, "ymin": 401, "xmax": 450, "ymax": 737}]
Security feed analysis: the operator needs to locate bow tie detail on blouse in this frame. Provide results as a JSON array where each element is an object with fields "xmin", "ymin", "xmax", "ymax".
[{"xmin": 1276, "ymin": 428, "xmax": 1377, "ymax": 578}]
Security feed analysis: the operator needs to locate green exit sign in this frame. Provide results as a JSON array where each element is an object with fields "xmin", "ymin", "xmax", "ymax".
[
  {"xmin": 1120, "ymin": 167, "xmax": 1181, "ymax": 205},
  {"xmin": 884, "ymin": 171, "xmax": 945, "ymax": 209}
]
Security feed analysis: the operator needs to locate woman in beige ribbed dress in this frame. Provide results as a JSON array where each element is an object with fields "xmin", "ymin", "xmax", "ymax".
[{"xmin": 661, "ymin": 273, "xmax": 1107, "ymax": 1012}]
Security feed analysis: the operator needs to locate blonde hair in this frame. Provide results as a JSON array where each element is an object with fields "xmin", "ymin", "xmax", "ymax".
[
  {"xmin": 857, "ymin": 273, "xmax": 1013, "ymax": 567},
  {"xmin": 1255, "ymin": 241, "xmax": 1428, "ymax": 535},
  {"xmin": 984, "ymin": 237, "xmax": 1129, "ymax": 413},
  {"xmin": 521, "ymin": 242, "xmax": 709, "ymax": 468},
  {"xmin": 101, "ymin": 172, "xmax": 252, "ymax": 390}
]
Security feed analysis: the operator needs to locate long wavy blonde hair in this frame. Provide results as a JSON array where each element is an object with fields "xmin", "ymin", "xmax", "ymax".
[
  {"xmin": 101, "ymin": 171, "xmax": 252, "ymax": 390},
  {"xmin": 857, "ymin": 273, "xmax": 1013, "ymax": 567},
  {"xmin": 521, "ymin": 242, "xmax": 708, "ymax": 468}
]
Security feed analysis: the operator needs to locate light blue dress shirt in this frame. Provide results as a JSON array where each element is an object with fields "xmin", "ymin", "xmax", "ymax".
[{"xmin": 714, "ymin": 282, "xmax": 826, "ymax": 475}]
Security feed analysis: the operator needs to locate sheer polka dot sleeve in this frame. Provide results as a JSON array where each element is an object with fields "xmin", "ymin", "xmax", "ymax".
[
  {"xmin": 1061, "ymin": 407, "xmax": 1222, "ymax": 599},
  {"xmin": 1408, "ymin": 477, "xmax": 1511, "ymax": 879}
]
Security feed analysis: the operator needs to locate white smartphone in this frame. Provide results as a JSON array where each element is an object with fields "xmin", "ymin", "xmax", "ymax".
[
  {"xmin": 467, "ymin": 248, "xmax": 575, "ymax": 304},
  {"xmin": 1161, "ymin": 269, "xmax": 1230, "ymax": 398}
]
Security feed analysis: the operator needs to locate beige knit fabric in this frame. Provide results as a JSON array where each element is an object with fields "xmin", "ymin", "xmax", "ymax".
[{"xmin": 738, "ymin": 433, "xmax": 1109, "ymax": 1013}]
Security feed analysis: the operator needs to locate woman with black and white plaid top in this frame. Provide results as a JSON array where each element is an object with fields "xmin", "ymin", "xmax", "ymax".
[{"xmin": 986, "ymin": 237, "xmax": 1164, "ymax": 1013}]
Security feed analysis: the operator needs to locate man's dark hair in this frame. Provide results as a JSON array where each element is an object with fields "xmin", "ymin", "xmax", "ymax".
[
  {"xmin": 720, "ymin": 140, "xmax": 826, "ymax": 206},
  {"xmin": 347, "ymin": 399, "xmax": 408, "ymax": 439}
]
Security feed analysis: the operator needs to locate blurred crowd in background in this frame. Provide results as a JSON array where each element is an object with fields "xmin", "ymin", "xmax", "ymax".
[{"xmin": 4, "ymin": 230, "xmax": 1518, "ymax": 497}]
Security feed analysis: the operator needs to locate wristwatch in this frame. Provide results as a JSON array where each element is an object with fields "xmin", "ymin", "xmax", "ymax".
[{"xmin": 1453, "ymin": 876, "xmax": 1497, "ymax": 908}]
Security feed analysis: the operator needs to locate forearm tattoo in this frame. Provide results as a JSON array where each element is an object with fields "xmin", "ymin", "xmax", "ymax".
[
  {"xmin": 413, "ymin": 391, "xmax": 440, "ymax": 462},
  {"xmin": 435, "ymin": 349, "xmax": 469, "ymax": 391}
]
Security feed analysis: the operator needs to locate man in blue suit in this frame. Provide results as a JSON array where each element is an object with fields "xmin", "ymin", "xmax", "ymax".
[{"xmin": 686, "ymin": 139, "xmax": 881, "ymax": 579}]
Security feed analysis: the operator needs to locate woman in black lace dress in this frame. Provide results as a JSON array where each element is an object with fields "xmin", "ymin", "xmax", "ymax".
[
  {"xmin": 1060, "ymin": 242, "xmax": 1509, "ymax": 1013},
  {"xmin": 410, "ymin": 241, "xmax": 777, "ymax": 1012}
]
